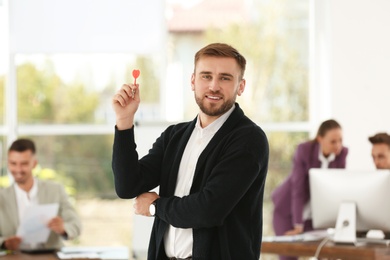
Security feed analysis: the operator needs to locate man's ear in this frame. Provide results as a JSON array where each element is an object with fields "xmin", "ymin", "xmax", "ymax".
[
  {"xmin": 191, "ymin": 73, "xmax": 195, "ymax": 91},
  {"xmin": 237, "ymin": 79, "xmax": 246, "ymax": 96},
  {"xmin": 33, "ymin": 158, "xmax": 38, "ymax": 169}
]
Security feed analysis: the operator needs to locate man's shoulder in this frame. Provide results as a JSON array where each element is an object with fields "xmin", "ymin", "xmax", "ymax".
[
  {"xmin": 229, "ymin": 115, "xmax": 267, "ymax": 141},
  {"xmin": 0, "ymin": 186, "xmax": 8, "ymax": 196},
  {"xmin": 165, "ymin": 120, "xmax": 194, "ymax": 136},
  {"xmin": 169, "ymin": 120, "xmax": 193, "ymax": 130},
  {"xmin": 0, "ymin": 184, "xmax": 14, "ymax": 194},
  {"xmin": 0, "ymin": 185, "xmax": 16, "ymax": 204}
]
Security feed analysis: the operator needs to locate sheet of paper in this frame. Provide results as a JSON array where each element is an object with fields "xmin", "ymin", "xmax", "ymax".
[
  {"xmin": 60, "ymin": 246, "xmax": 129, "ymax": 260},
  {"xmin": 16, "ymin": 203, "xmax": 59, "ymax": 245},
  {"xmin": 262, "ymin": 229, "xmax": 330, "ymax": 243},
  {"xmin": 56, "ymin": 252, "xmax": 100, "ymax": 259}
]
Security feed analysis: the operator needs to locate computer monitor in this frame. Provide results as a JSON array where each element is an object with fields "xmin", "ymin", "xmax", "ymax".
[{"xmin": 309, "ymin": 169, "xmax": 390, "ymax": 243}]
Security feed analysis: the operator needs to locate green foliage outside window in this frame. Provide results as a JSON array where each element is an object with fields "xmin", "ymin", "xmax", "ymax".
[
  {"xmin": 0, "ymin": 55, "xmax": 160, "ymax": 198},
  {"xmin": 204, "ymin": 0, "xmax": 309, "ymax": 123},
  {"xmin": 16, "ymin": 62, "xmax": 99, "ymax": 124}
]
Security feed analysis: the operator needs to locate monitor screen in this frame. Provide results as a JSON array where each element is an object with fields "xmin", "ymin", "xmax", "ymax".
[{"xmin": 309, "ymin": 169, "xmax": 390, "ymax": 233}]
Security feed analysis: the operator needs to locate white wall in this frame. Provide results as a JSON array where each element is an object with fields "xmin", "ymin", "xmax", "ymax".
[
  {"xmin": 9, "ymin": 0, "xmax": 166, "ymax": 54},
  {"xmin": 315, "ymin": 0, "xmax": 390, "ymax": 170}
]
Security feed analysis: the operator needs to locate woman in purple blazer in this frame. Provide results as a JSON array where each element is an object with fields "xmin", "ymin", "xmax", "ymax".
[{"xmin": 271, "ymin": 119, "xmax": 348, "ymax": 260}]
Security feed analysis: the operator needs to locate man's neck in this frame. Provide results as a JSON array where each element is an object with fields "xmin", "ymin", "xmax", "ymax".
[
  {"xmin": 198, "ymin": 114, "xmax": 220, "ymax": 128},
  {"xmin": 17, "ymin": 178, "xmax": 35, "ymax": 193},
  {"xmin": 198, "ymin": 104, "xmax": 236, "ymax": 128}
]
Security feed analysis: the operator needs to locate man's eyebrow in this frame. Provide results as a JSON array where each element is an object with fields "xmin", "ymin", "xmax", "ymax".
[
  {"xmin": 220, "ymin": 73, "xmax": 233, "ymax": 77},
  {"xmin": 198, "ymin": 71, "xmax": 234, "ymax": 78}
]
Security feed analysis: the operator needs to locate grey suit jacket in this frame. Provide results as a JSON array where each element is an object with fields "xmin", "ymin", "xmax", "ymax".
[{"xmin": 0, "ymin": 179, "xmax": 82, "ymax": 249}]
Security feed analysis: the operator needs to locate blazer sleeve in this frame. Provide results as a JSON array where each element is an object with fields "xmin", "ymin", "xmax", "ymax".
[
  {"xmin": 0, "ymin": 188, "xmax": 18, "ymax": 248},
  {"xmin": 290, "ymin": 143, "xmax": 311, "ymax": 226},
  {"xmin": 56, "ymin": 184, "xmax": 82, "ymax": 239},
  {"xmin": 0, "ymin": 191, "xmax": 7, "ymax": 248},
  {"xmin": 112, "ymin": 126, "xmax": 166, "ymax": 199}
]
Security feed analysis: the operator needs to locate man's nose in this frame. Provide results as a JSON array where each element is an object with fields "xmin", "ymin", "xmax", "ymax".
[
  {"xmin": 15, "ymin": 166, "xmax": 22, "ymax": 172},
  {"xmin": 209, "ymin": 79, "xmax": 220, "ymax": 92}
]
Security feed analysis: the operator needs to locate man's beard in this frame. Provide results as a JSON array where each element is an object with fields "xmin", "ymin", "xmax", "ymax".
[
  {"xmin": 195, "ymin": 92, "xmax": 236, "ymax": 117},
  {"xmin": 12, "ymin": 172, "xmax": 28, "ymax": 184}
]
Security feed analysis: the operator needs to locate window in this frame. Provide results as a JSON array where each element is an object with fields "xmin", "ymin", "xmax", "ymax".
[{"xmin": 1, "ymin": 0, "xmax": 311, "ymax": 253}]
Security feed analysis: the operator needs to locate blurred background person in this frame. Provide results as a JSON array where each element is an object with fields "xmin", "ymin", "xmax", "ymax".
[
  {"xmin": 271, "ymin": 119, "xmax": 348, "ymax": 260},
  {"xmin": 0, "ymin": 138, "xmax": 82, "ymax": 251},
  {"xmin": 368, "ymin": 132, "xmax": 390, "ymax": 170}
]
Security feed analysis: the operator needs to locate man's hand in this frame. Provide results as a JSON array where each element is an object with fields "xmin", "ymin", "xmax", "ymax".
[
  {"xmin": 47, "ymin": 216, "xmax": 66, "ymax": 235},
  {"xmin": 134, "ymin": 192, "xmax": 160, "ymax": 216},
  {"xmin": 112, "ymin": 83, "xmax": 140, "ymax": 130},
  {"xmin": 4, "ymin": 236, "xmax": 22, "ymax": 250}
]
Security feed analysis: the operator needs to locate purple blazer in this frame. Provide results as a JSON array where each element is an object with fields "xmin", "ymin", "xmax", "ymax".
[{"xmin": 271, "ymin": 140, "xmax": 348, "ymax": 226}]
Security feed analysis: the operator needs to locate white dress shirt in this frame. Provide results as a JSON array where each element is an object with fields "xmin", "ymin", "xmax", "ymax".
[
  {"xmin": 164, "ymin": 105, "xmax": 235, "ymax": 258},
  {"xmin": 318, "ymin": 149, "xmax": 336, "ymax": 169},
  {"xmin": 14, "ymin": 178, "xmax": 39, "ymax": 223}
]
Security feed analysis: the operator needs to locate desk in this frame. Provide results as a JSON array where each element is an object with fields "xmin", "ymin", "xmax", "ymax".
[
  {"xmin": 261, "ymin": 241, "xmax": 390, "ymax": 260},
  {"xmin": 0, "ymin": 253, "xmax": 58, "ymax": 260},
  {"xmin": 0, "ymin": 246, "xmax": 129, "ymax": 260}
]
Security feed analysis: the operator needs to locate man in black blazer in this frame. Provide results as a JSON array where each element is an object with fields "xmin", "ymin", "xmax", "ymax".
[{"xmin": 111, "ymin": 43, "xmax": 269, "ymax": 260}]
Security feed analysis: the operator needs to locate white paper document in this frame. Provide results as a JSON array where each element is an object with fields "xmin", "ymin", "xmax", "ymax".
[
  {"xmin": 56, "ymin": 252, "xmax": 100, "ymax": 259},
  {"xmin": 17, "ymin": 203, "xmax": 59, "ymax": 246},
  {"xmin": 262, "ymin": 229, "xmax": 330, "ymax": 243}
]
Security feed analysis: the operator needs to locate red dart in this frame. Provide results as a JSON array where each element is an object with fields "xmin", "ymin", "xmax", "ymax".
[
  {"xmin": 131, "ymin": 69, "xmax": 140, "ymax": 99},
  {"xmin": 132, "ymin": 69, "xmax": 140, "ymax": 84}
]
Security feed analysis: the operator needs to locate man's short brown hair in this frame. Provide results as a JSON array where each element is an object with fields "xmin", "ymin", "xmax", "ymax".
[
  {"xmin": 194, "ymin": 43, "xmax": 246, "ymax": 80},
  {"xmin": 368, "ymin": 133, "xmax": 390, "ymax": 148},
  {"xmin": 8, "ymin": 138, "xmax": 36, "ymax": 154}
]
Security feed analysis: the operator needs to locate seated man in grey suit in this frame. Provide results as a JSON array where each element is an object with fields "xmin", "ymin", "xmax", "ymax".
[
  {"xmin": 0, "ymin": 138, "xmax": 82, "ymax": 250},
  {"xmin": 368, "ymin": 132, "xmax": 390, "ymax": 169}
]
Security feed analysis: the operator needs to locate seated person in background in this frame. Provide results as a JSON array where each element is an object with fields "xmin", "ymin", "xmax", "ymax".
[
  {"xmin": 271, "ymin": 119, "xmax": 348, "ymax": 260},
  {"xmin": 0, "ymin": 138, "xmax": 82, "ymax": 250},
  {"xmin": 368, "ymin": 132, "xmax": 390, "ymax": 169}
]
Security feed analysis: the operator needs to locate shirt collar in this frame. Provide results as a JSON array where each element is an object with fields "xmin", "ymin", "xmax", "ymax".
[
  {"xmin": 14, "ymin": 177, "xmax": 38, "ymax": 200},
  {"xmin": 318, "ymin": 147, "xmax": 336, "ymax": 164},
  {"xmin": 195, "ymin": 104, "xmax": 235, "ymax": 137}
]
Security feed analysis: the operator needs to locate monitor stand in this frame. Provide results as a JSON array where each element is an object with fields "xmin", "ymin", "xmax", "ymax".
[{"xmin": 333, "ymin": 201, "xmax": 356, "ymax": 244}]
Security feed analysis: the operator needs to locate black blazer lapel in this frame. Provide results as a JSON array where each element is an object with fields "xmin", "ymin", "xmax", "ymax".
[
  {"xmin": 165, "ymin": 119, "xmax": 197, "ymax": 195},
  {"xmin": 191, "ymin": 104, "xmax": 245, "ymax": 191}
]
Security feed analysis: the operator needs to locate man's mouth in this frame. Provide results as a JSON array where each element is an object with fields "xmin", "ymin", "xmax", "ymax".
[
  {"xmin": 206, "ymin": 95, "xmax": 222, "ymax": 100},
  {"xmin": 13, "ymin": 173, "xmax": 23, "ymax": 179}
]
